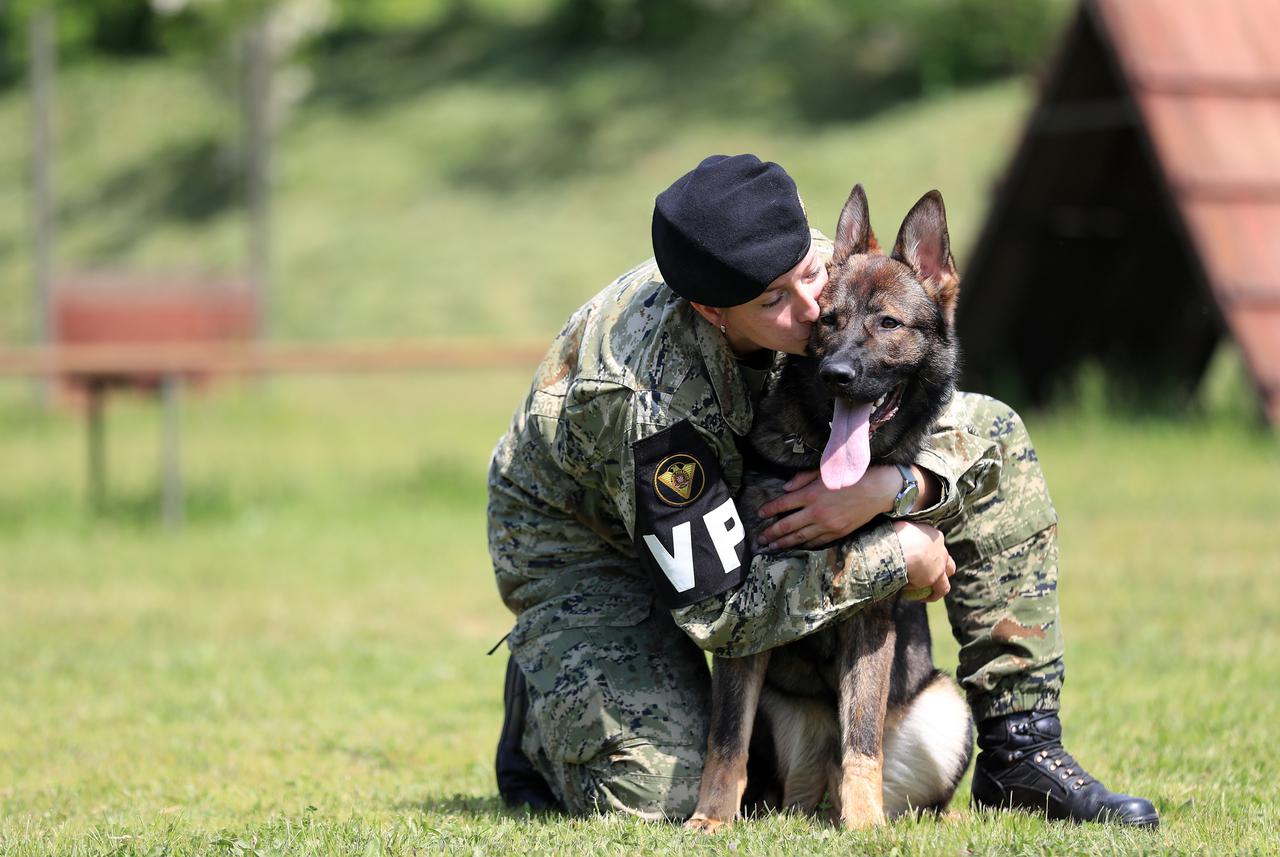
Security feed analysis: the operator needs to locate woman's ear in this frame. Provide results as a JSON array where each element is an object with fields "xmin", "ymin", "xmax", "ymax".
[{"xmin": 690, "ymin": 302, "xmax": 726, "ymax": 329}]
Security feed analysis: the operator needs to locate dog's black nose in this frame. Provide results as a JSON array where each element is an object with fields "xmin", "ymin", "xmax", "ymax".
[{"xmin": 819, "ymin": 363, "xmax": 856, "ymax": 386}]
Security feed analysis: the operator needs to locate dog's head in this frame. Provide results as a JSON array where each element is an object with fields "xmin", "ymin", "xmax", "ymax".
[{"xmin": 810, "ymin": 185, "xmax": 961, "ymax": 488}]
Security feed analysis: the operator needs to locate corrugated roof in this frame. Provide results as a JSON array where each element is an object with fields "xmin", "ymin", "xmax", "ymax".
[{"xmin": 1093, "ymin": 0, "xmax": 1280, "ymax": 422}]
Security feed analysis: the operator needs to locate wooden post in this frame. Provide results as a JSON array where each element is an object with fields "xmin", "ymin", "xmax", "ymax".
[
  {"xmin": 160, "ymin": 373, "xmax": 184, "ymax": 528},
  {"xmin": 242, "ymin": 16, "xmax": 272, "ymax": 341},
  {"xmin": 29, "ymin": 7, "xmax": 56, "ymax": 403},
  {"xmin": 86, "ymin": 378, "xmax": 105, "ymax": 511}
]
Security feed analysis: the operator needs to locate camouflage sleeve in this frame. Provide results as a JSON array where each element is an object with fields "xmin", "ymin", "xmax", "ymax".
[
  {"xmin": 669, "ymin": 523, "xmax": 909, "ymax": 658},
  {"xmin": 901, "ymin": 398, "xmax": 1002, "ymax": 529},
  {"xmin": 557, "ymin": 381, "xmax": 666, "ymax": 538}
]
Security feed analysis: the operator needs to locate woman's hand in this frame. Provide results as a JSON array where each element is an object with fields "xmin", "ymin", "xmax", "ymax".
[
  {"xmin": 895, "ymin": 520, "xmax": 955, "ymax": 603},
  {"xmin": 755, "ymin": 466, "xmax": 901, "ymax": 550},
  {"xmin": 754, "ymin": 466, "xmax": 955, "ymax": 602}
]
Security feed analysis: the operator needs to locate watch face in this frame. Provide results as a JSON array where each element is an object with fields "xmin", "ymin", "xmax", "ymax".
[
  {"xmin": 893, "ymin": 466, "xmax": 919, "ymax": 517},
  {"xmin": 898, "ymin": 484, "xmax": 920, "ymax": 516}
]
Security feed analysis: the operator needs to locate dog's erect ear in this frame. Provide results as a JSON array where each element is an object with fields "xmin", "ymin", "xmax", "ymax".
[
  {"xmin": 832, "ymin": 184, "xmax": 880, "ymax": 265},
  {"xmin": 892, "ymin": 190, "xmax": 959, "ymax": 325}
]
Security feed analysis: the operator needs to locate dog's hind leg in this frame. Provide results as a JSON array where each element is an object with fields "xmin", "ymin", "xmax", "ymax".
[
  {"xmin": 834, "ymin": 603, "xmax": 897, "ymax": 829},
  {"xmin": 881, "ymin": 670, "xmax": 974, "ymax": 818},
  {"xmin": 685, "ymin": 651, "xmax": 770, "ymax": 832}
]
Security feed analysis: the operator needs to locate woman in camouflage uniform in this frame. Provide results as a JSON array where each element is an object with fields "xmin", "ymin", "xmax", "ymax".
[{"xmin": 488, "ymin": 155, "xmax": 1158, "ymax": 827}]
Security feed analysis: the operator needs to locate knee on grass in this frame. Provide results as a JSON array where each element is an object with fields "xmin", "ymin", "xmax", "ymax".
[{"xmin": 563, "ymin": 741, "xmax": 704, "ymax": 821}]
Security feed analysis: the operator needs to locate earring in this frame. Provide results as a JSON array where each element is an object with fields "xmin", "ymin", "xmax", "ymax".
[{"xmin": 720, "ymin": 324, "xmax": 726, "ymax": 335}]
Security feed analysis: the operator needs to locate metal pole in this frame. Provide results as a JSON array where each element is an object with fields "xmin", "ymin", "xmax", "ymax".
[
  {"xmin": 160, "ymin": 373, "xmax": 184, "ymax": 528},
  {"xmin": 29, "ymin": 7, "xmax": 56, "ymax": 403},
  {"xmin": 243, "ymin": 16, "xmax": 272, "ymax": 340},
  {"xmin": 87, "ymin": 379, "xmax": 105, "ymax": 511}
]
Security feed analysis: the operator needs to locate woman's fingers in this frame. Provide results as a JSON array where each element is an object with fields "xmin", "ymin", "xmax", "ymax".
[
  {"xmin": 757, "ymin": 509, "xmax": 808, "ymax": 545},
  {"xmin": 903, "ymin": 586, "xmax": 934, "ymax": 601},
  {"xmin": 756, "ymin": 487, "xmax": 812, "ymax": 521},
  {"xmin": 782, "ymin": 469, "xmax": 821, "ymax": 492},
  {"xmin": 905, "ymin": 568, "xmax": 952, "ymax": 603}
]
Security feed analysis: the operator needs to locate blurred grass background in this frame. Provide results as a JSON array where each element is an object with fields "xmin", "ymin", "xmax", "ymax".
[{"xmin": 1, "ymin": 0, "xmax": 1277, "ymax": 854}]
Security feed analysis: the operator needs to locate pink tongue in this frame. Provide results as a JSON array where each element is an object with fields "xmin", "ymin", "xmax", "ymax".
[{"xmin": 821, "ymin": 400, "xmax": 874, "ymax": 490}]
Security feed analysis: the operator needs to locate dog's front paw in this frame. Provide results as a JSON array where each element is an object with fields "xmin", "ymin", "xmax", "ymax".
[
  {"xmin": 837, "ymin": 778, "xmax": 886, "ymax": 829},
  {"xmin": 837, "ymin": 759, "xmax": 886, "ymax": 830},
  {"xmin": 839, "ymin": 803, "xmax": 885, "ymax": 830},
  {"xmin": 684, "ymin": 812, "xmax": 729, "ymax": 833}
]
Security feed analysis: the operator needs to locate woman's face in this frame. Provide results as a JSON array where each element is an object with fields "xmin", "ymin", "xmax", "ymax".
[{"xmin": 717, "ymin": 244, "xmax": 827, "ymax": 356}]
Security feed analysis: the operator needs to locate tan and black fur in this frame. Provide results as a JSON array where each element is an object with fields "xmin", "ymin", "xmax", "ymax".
[{"xmin": 686, "ymin": 186, "xmax": 973, "ymax": 831}]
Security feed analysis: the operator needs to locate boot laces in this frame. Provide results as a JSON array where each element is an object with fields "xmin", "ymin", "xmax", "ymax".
[{"xmin": 1017, "ymin": 714, "xmax": 1097, "ymax": 790}]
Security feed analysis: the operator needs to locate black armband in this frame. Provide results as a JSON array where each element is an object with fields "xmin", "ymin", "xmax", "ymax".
[{"xmin": 632, "ymin": 420, "xmax": 747, "ymax": 608}]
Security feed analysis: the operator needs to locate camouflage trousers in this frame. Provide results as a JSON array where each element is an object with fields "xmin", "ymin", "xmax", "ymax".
[{"xmin": 507, "ymin": 395, "xmax": 1064, "ymax": 818}]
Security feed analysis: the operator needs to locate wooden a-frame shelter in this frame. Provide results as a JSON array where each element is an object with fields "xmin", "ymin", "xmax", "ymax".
[{"xmin": 957, "ymin": 0, "xmax": 1280, "ymax": 423}]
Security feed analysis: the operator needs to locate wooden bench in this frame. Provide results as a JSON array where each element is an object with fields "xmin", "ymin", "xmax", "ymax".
[{"xmin": 3, "ymin": 279, "xmax": 547, "ymax": 526}]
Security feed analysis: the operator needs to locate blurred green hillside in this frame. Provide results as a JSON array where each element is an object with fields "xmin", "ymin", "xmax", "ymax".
[{"xmin": 0, "ymin": 0, "xmax": 1054, "ymax": 344}]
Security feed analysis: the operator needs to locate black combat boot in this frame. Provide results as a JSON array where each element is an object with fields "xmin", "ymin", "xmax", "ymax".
[
  {"xmin": 495, "ymin": 655, "xmax": 562, "ymax": 811},
  {"xmin": 971, "ymin": 711, "xmax": 1159, "ymax": 828}
]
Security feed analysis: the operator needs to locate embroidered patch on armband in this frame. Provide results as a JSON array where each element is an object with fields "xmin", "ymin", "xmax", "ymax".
[
  {"xmin": 632, "ymin": 421, "xmax": 747, "ymax": 608},
  {"xmin": 653, "ymin": 453, "xmax": 705, "ymax": 506}
]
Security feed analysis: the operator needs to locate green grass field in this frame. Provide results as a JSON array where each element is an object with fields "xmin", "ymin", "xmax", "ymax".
[
  {"xmin": 2, "ymin": 37, "xmax": 1278, "ymax": 856},
  {"xmin": 2, "ymin": 373, "xmax": 1277, "ymax": 855}
]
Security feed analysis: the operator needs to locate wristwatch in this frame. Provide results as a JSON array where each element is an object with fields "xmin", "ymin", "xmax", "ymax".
[{"xmin": 888, "ymin": 463, "xmax": 919, "ymax": 518}]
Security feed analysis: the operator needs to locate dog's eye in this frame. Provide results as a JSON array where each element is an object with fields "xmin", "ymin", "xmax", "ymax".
[
  {"xmin": 880, "ymin": 316, "xmax": 902, "ymax": 330},
  {"xmin": 820, "ymin": 313, "xmax": 838, "ymax": 327}
]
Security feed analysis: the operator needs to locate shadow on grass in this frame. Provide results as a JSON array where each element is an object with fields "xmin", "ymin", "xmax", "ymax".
[
  {"xmin": 0, "ymin": 481, "xmax": 296, "ymax": 534},
  {"xmin": 0, "ymin": 465, "xmax": 494, "ymax": 534},
  {"xmin": 61, "ymin": 132, "xmax": 242, "ymax": 259},
  {"xmin": 399, "ymin": 792, "xmax": 559, "ymax": 820}
]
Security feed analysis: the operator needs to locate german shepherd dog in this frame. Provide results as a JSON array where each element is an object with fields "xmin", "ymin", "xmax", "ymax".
[{"xmin": 686, "ymin": 185, "xmax": 973, "ymax": 831}]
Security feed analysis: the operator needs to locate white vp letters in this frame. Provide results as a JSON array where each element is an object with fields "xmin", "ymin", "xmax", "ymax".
[{"xmin": 641, "ymin": 497, "xmax": 745, "ymax": 594}]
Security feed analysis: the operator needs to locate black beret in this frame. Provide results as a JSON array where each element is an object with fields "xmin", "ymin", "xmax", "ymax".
[{"xmin": 652, "ymin": 154, "xmax": 811, "ymax": 307}]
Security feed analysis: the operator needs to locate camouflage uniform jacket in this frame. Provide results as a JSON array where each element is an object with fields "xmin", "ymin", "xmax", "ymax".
[{"xmin": 489, "ymin": 231, "xmax": 1004, "ymax": 658}]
